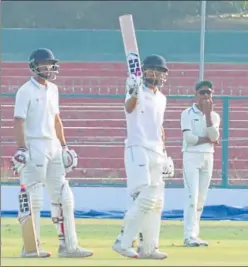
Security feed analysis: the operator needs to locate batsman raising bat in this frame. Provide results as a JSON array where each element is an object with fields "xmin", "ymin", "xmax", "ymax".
[
  {"xmin": 12, "ymin": 48, "xmax": 93, "ymax": 258},
  {"xmin": 112, "ymin": 55, "xmax": 174, "ymax": 259}
]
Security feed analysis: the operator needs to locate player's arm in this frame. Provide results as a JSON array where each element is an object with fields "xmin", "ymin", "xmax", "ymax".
[
  {"xmin": 161, "ymin": 96, "xmax": 167, "ymax": 143},
  {"xmin": 206, "ymin": 112, "xmax": 220, "ymax": 142},
  {"xmin": 55, "ymin": 114, "xmax": 66, "ymax": 146},
  {"xmin": 54, "ymin": 89, "xmax": 77, "ymax": 172},
  {"xmin": 181, "ymin": 110, "xmax": 210, "ymax": 146},
  {"xmin": 12, "ymin": 88, "xmax": 30, "ymax": 174},
  {"xmin": 124, "ymin": 75, "xmax": 140, "ymax": 113},
  {"xmin": 161, "ymin": 126, "xmax": 165, "ymax": 143},
  {"xmin": 54, "ymin": 88, "xmax": 67, "ymax": 146},
  {"xmin": 14, "ymin": 118, "xmax": 26, "ymax": 149},
  {"xmin": 13, "ymin": 89, "xmax": 30, "ymax": 149},
  {"xmin": 125, "ymin": 94, "xmax": 138, "ymax": 113}
]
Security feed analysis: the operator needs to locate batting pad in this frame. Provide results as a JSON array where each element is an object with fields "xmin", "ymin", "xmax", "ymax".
[
  {"xmin": 121, "ymin": 185, "xmax": 160, "ymax": 249},
  {"xmin": 51, "ymin": 181, "xmax": 78, "ymax": 252}
]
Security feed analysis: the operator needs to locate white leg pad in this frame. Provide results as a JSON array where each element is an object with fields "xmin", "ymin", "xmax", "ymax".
[
  {"xmin": 140, "ymin": 197, "xmax": 164, "ymax": 255},
  {"xmin": 25, "ymin": 183, "xmax": 43, "ymax": 242},
  {"xmin": 121, "ymin": 185, "xmax": 159, "ymax": 249},
  {"xmin": 51, "ymin": 181, "xmax": 78, "ymax": 252}
]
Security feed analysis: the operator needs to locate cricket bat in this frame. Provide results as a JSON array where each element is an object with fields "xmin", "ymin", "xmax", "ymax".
[
  {"xmin": 119, "ymin": 14, "xmax": 144, "ymax": 110},
  {"xmin": 18, "ymin": 184, "xmax": 39, "ymax": 255}
]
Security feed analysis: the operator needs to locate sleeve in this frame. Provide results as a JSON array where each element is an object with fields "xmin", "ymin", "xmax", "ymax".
[
  {"xmin": 54, "ymin": 86, "xmax": 60, "ymax": 114},
  {"xmin": 207, "ymin": 112, "xmax": 220, "ymax": 142},
  {"xmin": 181, "ymin": 110, "xmax": 200, "ymax": 145},
  {"xmin": 14, "ymin": 88, "xmax": 30, "ymax": 119},
  {"xmin": 163, "ymin": 95, "xmax": 167, "ymax": 113},
  {"xmin": 180, "ymin": 109, "xmax": 191, "ymax": 132}
]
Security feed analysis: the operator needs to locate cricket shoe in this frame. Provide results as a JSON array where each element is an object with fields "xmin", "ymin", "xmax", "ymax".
[
  {"xmin": 21, "ymin": 247, "xmax": 51, "ymax": 258},
  {"xmin": 137, "ymin": 247, "xmax": 168, "ymax": 259},
  {"xmin": 58, "ymin": 245, "xmax": 93, "ymax": 258},
  {"xmin": 196, "ymin": 237, "xmax": 209, "ymax": 247},
  {"xmin": 112, "ymin": 239, "xmax": 139, "ymax": 258},
  {"xmin": 184, "ymin": 237, "xmax": 200, "ymax": 247}
]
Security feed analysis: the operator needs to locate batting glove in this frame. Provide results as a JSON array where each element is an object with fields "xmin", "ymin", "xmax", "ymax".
[
  {"xmin": 62, "ymin": 146, "xmax": 78, "ymax": 173},
  {"xmin": 162, "ymin": 157, "xmax": 174, "ymax": 181},
  {"xmin": 11, "ymin": 147, "xmax": 30, "ymax": 175},
  {"xmin": 125, "ymin": 74, "xmax": 142, "ymax": 98}
]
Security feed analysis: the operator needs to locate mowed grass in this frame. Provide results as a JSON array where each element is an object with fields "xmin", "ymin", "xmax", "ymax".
[{"xmin": 1, "ymin": 218, "xmax": 247, "ymax": 266}]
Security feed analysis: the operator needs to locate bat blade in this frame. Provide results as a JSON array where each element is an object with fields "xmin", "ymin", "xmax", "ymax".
[
  {"xmin": 119, "ymin": 14, "xmax": 142, "ymax": 77},
  {"xmin": 22, "ymin": 216, "xmax": 38, "ymax": 253},
  {"xmin": 18, "ymin": 187, "xmax": 39, "ymax": 254}
]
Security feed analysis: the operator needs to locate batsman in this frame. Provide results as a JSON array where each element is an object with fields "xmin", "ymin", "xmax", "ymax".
[
  {"xmin": 112, "ymin": 55, "xmax": 174, "ymax": 259},
  {"xmin": 12, "ymin": 48, "xmax": 94, "ymax": 258}
]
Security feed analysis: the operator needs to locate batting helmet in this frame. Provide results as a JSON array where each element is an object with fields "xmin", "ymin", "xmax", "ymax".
[
  {"xmin": 29, "ymin": 48, "xmax": 59, "ymax": 81},
  {"xmin": 142, "ymin": 54, "xmax": 168, "ymax": 87}
]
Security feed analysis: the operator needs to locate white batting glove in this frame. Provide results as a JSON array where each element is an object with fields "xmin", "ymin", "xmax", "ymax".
[
  {"xmin": 11, "ymin": 148, "xmax": 30, "ymax": 175},
  {"xmin": 62, "ymin": 146, "xmax": 78, "ymax": 173},
  {"xmin": 125, "ymin": 74, "xmax": 142, "ymax": 98},
  {"xmin": 162, "ymin": 157, "xmax": 174, "ymax": 181}
]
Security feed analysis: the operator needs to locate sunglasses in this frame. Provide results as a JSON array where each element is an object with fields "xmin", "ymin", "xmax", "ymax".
[{"xmin": 198, "ymin": 89, "xmax": 212, "ymax": 95}]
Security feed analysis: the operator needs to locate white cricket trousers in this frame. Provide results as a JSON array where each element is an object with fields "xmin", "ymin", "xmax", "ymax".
[
  {"xmin": 20, "ymin": 138, "xmax": 66, "ymax": 240},
  {"xmin": 122, "ymin": 145, "xmax": 165, "ymax": 250},
  {"xmin": 124, "ymin": 146, "xmax": 165, "ymax": 198},
  {"xmin": 183, "ymin": 152, "xmax": 213, "ymax": 239},
  {"xmin": 20, "ymin": 138, "xmax": 66, "ymax": 197}
]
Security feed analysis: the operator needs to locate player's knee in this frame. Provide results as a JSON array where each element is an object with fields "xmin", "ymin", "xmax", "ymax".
[
  {"xmin": 50, "ymin": 180, "xmax": 74, "ymax": 209},
  {"xmin": 189, "ymin": 199, "xmax": 198, "ymax": 210},
  {"xmin": 197, "ymin": 202, "xmax": 204, "ymax": 212},
  {"xmin": 51, "ymin": 181, "xmax": 74, "ymax": 209},
  {"xmin": 26, "ymin": 182, "xmax": 43, "ymax": 210},
  {"xmin": 136, "ymin": 185, "xmax": 160, "ymax": 213},
  {"xmin": 61, "ymin": 181, "xmax": 74, "ymax": 209},
  {"xmin": 154, "ymin": 198, "xmax": 164, "ymax": 212}
]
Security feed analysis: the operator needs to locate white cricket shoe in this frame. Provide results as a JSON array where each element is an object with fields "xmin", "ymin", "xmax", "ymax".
[
  {"xmin": 196, "ymin": 237, "xmax": 209, "ymax": 246},
  {"xmin": 137, "ymin": 247, "xmax": 168, "ymax": 259},
  {"xmin": 21, "ymin": 247, "xmax": 51, "ymax": 258},
  {"xmin": 184, "ymin": 237, "xmax": 200, "ymax": 247},
  {"xmin": 112, "ymin": 240, "xmax": 139, "ymax": 258},
  {"xmin": 58, "ymin": 245, "xmax": 93, "ymax": 258}
]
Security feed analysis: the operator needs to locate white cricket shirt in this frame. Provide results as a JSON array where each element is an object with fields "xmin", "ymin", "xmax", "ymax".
[
  {"xmin": 14, "ymin": 77, "xmax": 59, "ymax": 140},
  {"xmin": 181, "ymin": 103, "xmax": 220, "ymax": 153},
  {"xmin": 125, "ymin": 86, "xmax": 167, "ymax": 154}
]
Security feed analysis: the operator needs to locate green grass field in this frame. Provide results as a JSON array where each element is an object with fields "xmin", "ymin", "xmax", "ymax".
[{"xmin": 1, "ymin": 218, "xmax": 247, "ymax": 266}]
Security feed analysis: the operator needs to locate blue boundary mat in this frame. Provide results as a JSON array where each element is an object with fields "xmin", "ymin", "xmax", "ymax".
[{"xmin": 1, "ymin": 205, "xmax": 248, "ymax": 221}]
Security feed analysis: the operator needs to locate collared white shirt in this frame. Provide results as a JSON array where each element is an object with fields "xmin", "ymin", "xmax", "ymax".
[
  {"xmin": 14, "ymin": 77, "xmax": 59, "ymax": 141},
  {"xmin": 124, "ymin": 86, "xmax": 167, "ymax": 153},
  {"xmin": 181, "ymin": 103, "xmax": 220, "ymax": 153}
]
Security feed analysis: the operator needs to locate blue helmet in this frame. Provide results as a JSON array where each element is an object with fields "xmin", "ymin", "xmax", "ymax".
[
  {"xmin": 142, "ymin": 54, "xmax": 168, "ymax": 87},
  {"xmin": 29, "ymin": 48, "xmax": 59, "ymax": 81}
]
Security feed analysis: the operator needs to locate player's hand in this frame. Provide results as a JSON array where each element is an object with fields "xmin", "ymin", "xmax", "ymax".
[
  {"xmin": 202, "ymin": 99, "xmax": 213, "ymax": 115},
  {"xmin": 62, "ymin": 146, "xmax": 78, "ymax": 173},
  {"xmin": 162, "ymin": 156, "xmax": 174, "ymax": 182},
  {"xmin": 210, "ymin": 138, "xmax": 219, "ymax": 145},
  {"xmin": 11, "ymin": 148, "xmax": 30, "ymax": 175},
  {"xmin": 126, "ymin": 74, "xmax": 142, "ymax": 98}
]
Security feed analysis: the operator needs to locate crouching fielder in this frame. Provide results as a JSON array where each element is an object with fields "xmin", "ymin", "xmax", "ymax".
[
  {"xmin": 11, "ymin": 48, "xmax": 93, "ymax": 258},
  {"xmin": 113, "ymin": 55, "xmax": 174, "ymax": 259},
  {"xmin": 181, "ymin": 81, "xmax": 220, "ymax": 247}
]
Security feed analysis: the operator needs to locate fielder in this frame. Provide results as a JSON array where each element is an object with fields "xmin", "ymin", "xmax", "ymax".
[
  {"xmin": 12, "ymin": 48, "xmax": 94, "ymax": 258},
  {"xmin": 112, "ymin": 55, "xmax": 174, "ymax": 259},
  {"xmin": 181, "ymin": 80, "xmax": 220, "ymax": 247}
]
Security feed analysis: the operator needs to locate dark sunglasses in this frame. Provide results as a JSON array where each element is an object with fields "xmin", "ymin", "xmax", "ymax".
[{"xmin": 198, "ymin": 89, "xmax": 212, "ymax": 95}]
